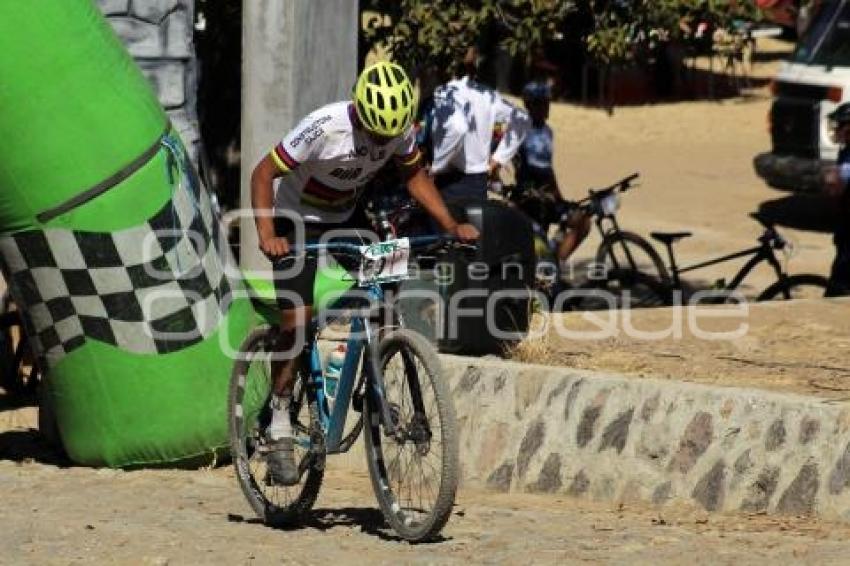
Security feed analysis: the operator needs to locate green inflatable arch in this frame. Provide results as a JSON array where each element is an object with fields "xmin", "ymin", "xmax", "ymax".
[
  {"xmin": 0, "ymin": 1, "xmax": 358, "ymax": 468},
  {"xmin": 0, "ymin": 1, "xmax": 265, "ymax": 468}
]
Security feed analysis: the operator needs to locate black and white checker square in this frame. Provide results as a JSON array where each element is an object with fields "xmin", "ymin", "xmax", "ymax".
[{"xmin": 0, "ymin": 176, "xmax": 237, "ymax": 370}]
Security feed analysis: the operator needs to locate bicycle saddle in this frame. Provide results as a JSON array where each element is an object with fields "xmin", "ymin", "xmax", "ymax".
[{"xmin": 650, "ymin": 231, "xmax": 693, "ymax": 244}]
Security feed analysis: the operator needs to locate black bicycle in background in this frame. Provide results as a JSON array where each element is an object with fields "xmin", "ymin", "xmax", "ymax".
[{"xmin": 647, "ymin": 212, "xmax": 829, "ymax": 304}]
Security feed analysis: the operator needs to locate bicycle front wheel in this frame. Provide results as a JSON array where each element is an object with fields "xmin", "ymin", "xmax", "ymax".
[
  {"xmin": 595, "ymin": 230, "xmax": 670, "ymax": 285},
  {"xmin": 229, "ymin": 326, "xmax": 324, "ymax": 527},
  {"xmin": 364, "ymin": 329, "xmax": 458, "ymax": 543},
  {"xmin": 757, "ymin": 274, "xmax": 829, "ymax": 301}
]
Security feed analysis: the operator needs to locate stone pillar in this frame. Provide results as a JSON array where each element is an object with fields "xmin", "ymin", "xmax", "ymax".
[
  {"xmin": 97, "ymin": 0, "xmax": 200, "ymax": 163},
  {"xmin": 239, "ymin": 0, "xmax": 358, "ymax": 271}
]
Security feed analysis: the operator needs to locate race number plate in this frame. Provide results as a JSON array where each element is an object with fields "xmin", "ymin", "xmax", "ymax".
[{"xmin": 358, "ymin": 238, "xmax": 411, "ymax": 284}]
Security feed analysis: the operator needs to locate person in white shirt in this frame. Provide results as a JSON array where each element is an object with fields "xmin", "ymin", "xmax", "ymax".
[
  {"xmin": 429, "ymin": 48, "xmax": 530, "ymax": 202},
  {"xmin": 250, "ymin": 61, "xmax": 479, "ymax": 485}
]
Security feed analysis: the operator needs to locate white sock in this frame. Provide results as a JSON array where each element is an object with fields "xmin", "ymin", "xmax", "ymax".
[{"xmin": 268, "ymin": 394, "xmax": 293, "ymax": 440}]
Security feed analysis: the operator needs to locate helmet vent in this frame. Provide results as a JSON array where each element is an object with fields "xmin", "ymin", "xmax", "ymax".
[
  {"xmin": 366, "ymin": 87, "xmax": 373, "ymax": 104},
  {"xmin": 392, "ymin": 67, "xmax": 404, "ymax": 84},
  {"xmin": 390, "ymin": 95, "xmax": 397, "ymax": 111},
  {"xmin": 376, "ymin": 91, "xmax": 385, "ymax": 110},
  {"xmin": 378, "ymin": 115, "xmax": 387, "ymax": 129},
  {"xmin": 401, "ymin": 89, "xmax": 408, "ymax": 106},
  {"xmin": 368, "ymin": 69, "xmax": 379, "ymax": 84}
]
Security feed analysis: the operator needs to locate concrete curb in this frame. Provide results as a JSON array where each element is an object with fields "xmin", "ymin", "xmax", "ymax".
[{"xmin": 335, "ymin": 352, "xmax": 850, "ymax": 522}]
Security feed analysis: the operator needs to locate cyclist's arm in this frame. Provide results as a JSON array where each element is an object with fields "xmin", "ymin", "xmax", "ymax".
[
  {"xmin": 250, "ymin": 154, "xmax": 286, "ymax": 250},
  {"xmin": 491, "ymin": 97, "xmax": 529, "ymax": 167},
  {"xmin": 252, "ymin": 113, "xmax": 326, "ymax": 256},
  {"xmin": 406, "ymin": 169, "xmax": 477, "ymax": 241}
]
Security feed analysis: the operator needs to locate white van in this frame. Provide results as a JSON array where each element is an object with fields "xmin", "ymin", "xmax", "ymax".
[{"xmin": 754, "ymin": 0, "xmax": 850, "ymax": 192}]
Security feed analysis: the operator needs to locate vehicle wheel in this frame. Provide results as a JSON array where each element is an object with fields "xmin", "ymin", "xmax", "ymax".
[
  {"xmin": 757, "ymin": 274, "xmax": 829, "ymax": 301},
  {"xmin": 229, "ymin": 326, "xmax": 324, "ymax": 527},
  {"xmin": 595, "ymin": 231, "xmax": 670, "ymax": 285},
  {"xmin": 364, "ymin": 329, "xmax": 458, "ymax": 543}
]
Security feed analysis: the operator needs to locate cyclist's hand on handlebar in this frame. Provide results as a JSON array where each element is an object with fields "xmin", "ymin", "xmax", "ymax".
[
  {"xmin": 452, "ymin": 223, "xmax": 480, "ymax": 243},
  {"xmin": 259, "ymin": 236, "xmax": 290, "ymax": 259}
]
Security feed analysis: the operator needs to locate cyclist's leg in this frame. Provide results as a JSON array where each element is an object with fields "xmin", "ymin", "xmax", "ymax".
[
  {"xmin": 266, "ymin": 225, "xmax": 320, "ymax": 486},
  {"xmin": 557, "ymin": 207, "xmax": 591, "ymax": 262},
  {"xmin": 826, "ymin": 227, "xmax": 850, "ymax": 297}
]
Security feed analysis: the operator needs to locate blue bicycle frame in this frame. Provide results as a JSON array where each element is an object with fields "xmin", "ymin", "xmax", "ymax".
[{"xmin": 292, "ymin": 235, "xmax": 443, "ymax": 455}]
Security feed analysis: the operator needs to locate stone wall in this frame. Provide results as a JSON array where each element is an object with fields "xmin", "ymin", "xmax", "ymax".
[
  {"xmin": 334, "ymin": 352, "xmax": 850, "ymax": 522},
  {"xmin": 96, "ymin": 0, "xmax": 199, "ymax": 162}
]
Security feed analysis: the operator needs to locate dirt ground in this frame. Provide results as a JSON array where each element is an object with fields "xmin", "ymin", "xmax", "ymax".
[
  {"xmin": 514, "ymin": 297, "xmax": 850, "ymax": 400},
  {"xmin": 2, "ymin": 37, "xmax": 849, "ymax": 564},
  {"xmin": 4, "ymin": 452, "xmax": 850, "ymax": 565}
]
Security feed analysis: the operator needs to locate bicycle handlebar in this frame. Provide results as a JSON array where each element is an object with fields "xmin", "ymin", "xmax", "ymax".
[
  {"xmin": 589, "ymin": 172, "xmax": 640, "ymax": 196},
  {"xmin": 276, "ymin": 235, "xmax": 476, "ymax": 260}
]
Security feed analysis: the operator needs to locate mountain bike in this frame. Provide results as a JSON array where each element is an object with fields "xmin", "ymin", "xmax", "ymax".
[
  {"xmin": 229, "ymin": 235, "xmax": 466, "ymax": 542},
  {"xmin": 649, "ymin": 212, "xmax": 828, "ymax": 303}
]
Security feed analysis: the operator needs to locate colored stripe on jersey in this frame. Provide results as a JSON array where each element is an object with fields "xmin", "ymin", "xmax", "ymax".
[
  {"xmin": 300, "ymin": 178, "xmax": 357, "ymax": 212},
  {"xmin": 396, "ymin": 147, "xmax": 422, "ymax": 167},
  {"xmin": 270, "ymin": 143, "xmax": 299, "ymax": 173}
]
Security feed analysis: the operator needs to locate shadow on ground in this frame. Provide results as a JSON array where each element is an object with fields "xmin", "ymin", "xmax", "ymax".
[
  {"xmin": 227, "ymin": 506, "xmax": 451, "ymax": 543},
  {"xmin": 0, "ymin": 428, "xmax": 68, "ymax": 466}
]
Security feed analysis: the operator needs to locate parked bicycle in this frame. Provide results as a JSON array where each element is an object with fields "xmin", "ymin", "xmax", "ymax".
[
  {"xmin": 230, "ymin": 235, "xmax": 468, "ymax": 542},
  {"xmin": 508, "ymin": 173, "xmax": 668, "ymax": 310},
  {"xmin": 647, "ymin": 212, "xmax": 829, "ymax": 303}
]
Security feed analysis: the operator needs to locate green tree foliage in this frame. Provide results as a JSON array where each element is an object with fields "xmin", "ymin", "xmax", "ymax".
[
  {"xmin": 361, "ymin": 0, "xmax": 573, "ymax": 73},
  {"xmin": 360, "ymin": 0, "xmax": 762, "ymax": 71}
]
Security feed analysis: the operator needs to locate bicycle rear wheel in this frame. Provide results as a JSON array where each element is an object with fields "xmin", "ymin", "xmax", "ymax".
[
  {"xmin": 757, "ymin": 274, "xmax": 829, "ymax": 301},
  {"xmin": 229, "ymin": 326, "xmax": 324, "ymax": 527},
  {"xmin": 364, "ymin": 329, "xmax": 458, "ymax": 542}
]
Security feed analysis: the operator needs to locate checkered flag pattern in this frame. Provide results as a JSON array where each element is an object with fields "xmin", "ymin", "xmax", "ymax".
[{"xmin": 0, "ymin": 175, "xmax": 236, "ymax": 370}]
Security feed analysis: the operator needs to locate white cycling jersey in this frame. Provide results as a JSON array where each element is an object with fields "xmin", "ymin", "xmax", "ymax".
[
  {"xmin": 269, "ymin": 101, "xmax": 421, "ymax": 224},
  {"xmin": 430, "ymin": 76, "xmax": 529, "ymax": 175}
]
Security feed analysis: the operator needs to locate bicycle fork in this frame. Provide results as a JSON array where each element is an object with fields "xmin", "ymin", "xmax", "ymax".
[{"xmin": 363, "ymin": 324, "xmax": 430, "ymax": 445}]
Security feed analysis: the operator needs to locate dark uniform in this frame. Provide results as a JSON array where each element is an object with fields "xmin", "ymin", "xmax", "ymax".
[{"xmin": 827, "ymin": 145, "xmax": 850, "ymax": 296}]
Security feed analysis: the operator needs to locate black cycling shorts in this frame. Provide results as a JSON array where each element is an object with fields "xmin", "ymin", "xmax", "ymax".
[{"xmin": 272, "ymin": 217, "xmax": 365, "ymax": 310}]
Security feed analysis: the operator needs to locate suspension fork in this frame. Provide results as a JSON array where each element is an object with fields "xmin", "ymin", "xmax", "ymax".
[{"xmin": 364, "ymin": 322, "xmax": 400, "ymax": 438}]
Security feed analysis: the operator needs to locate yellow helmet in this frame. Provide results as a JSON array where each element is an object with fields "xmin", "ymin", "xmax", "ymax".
[{"xmin": 353, "ymin": 61, "xmax": 417, "ymax": 137}]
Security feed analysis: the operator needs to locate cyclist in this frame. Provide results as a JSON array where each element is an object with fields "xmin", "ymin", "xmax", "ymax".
[
  {"xmin": 430, "ymin": 47, "xmax": 529, "ymax": 202},
  {"xmin": 824, "ymin": 102, "xmax": 850, "ymax": 297},
  {"xmin": 513, "ymin": 80, "xmax": 590, "ymax": 264},
  {"xmin": 250, "ymin": 61, "xmax": 479, "ymax": 485}
]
